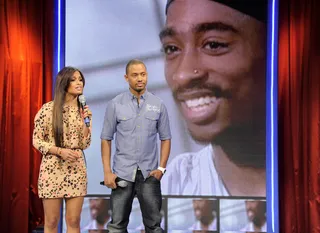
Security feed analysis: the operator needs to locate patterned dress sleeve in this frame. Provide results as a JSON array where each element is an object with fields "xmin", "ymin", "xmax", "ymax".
[{"xmin": 32, "ymin": 104, "xmax": 55, "ymax": 155}]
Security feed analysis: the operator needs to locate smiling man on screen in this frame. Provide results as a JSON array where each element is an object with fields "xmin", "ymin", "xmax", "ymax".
[{"xmin": 160, "ymin": 0, "xmax": 267, "ymax": 197}]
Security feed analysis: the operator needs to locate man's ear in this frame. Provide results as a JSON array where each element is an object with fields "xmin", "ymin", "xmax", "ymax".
[{"xmin": 124, "ymin": 74, "xmax": 128, "ymax": 82}]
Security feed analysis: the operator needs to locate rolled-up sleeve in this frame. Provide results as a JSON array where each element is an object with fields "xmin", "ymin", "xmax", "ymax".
[
  {"xmin": 158, "ymin": 103, "xmax": 171, "ymax": 140},
  {"xmin": 32, "ymin": 105, "xmax": 55, "ymax": 156},
  {"xmin": 100, "ymin": 100, "xmax": 117, "ymax": 140}
]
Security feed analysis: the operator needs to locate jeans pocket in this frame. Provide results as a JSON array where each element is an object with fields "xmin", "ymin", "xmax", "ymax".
[{"xmin": 149, "ymin": 175, "xmax": 160, "ymax": 182}]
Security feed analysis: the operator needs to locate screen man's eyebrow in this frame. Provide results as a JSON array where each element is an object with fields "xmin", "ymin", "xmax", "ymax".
[
  {"xmin": 159, "ymin": 21, "xmax": 238, "ymax": 40},
  {"xmin": 194, "ymin": 22, "xmax": 238, "ymax": 34},
  {"xmin": 159, "ymin": 27, "xmax": 176, "ymax": 40}
]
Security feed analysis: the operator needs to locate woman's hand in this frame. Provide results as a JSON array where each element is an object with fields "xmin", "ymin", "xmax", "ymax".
[
  {"xmin": 81, "ymin": 105, "xmax": 92, "ymax": 138},
  {"xmin": 80, "ymin": 105, "xmax": 92, "ymax": 124},
  {"xmin": 60, "ymin": 148, "xmax": 79, "ymax": 162}
]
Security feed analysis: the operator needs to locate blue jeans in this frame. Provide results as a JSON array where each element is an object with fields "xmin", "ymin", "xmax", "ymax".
[{"xmin": 107, "ymin": 170, "xmax": 163, "ymax": 233}]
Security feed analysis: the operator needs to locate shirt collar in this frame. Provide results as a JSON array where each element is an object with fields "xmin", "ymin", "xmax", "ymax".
[{"xmin": 128, "ymin": 89, "xmax": 148, "ymax": 100}]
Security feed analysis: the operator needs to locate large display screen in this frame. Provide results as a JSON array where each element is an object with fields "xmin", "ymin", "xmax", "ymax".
[{"xmin": 63, "ymin": 0, "xmax": 270, "ymax": 232}]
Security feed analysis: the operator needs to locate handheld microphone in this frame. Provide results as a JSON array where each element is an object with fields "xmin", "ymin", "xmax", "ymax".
[
  {"xmin": 78, "ymin": 95, "xmax": 90, "ymax": 127},
  {"xmin": 100, "ymin": 179, "xmax": 128, "ymax": 188}
]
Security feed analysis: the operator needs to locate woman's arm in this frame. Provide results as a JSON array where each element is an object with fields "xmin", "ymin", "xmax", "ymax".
[{"xmin": 32, "ymin": 105, "xmax": 56, "ymax": 156}]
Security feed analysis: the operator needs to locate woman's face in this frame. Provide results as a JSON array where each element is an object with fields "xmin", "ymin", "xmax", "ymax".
[{"xmin": 66, "ymin": 71, "xmax": 84, "ymax": 96}]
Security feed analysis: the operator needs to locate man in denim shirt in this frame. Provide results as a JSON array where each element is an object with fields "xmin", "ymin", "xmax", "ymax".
[{"xmin": 100, "ymin": 59, "xmax": 171, "ymax": 233}]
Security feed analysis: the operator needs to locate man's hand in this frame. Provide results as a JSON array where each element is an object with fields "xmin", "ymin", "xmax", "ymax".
[
  {"xmin": 149, "ymin": 169, "xmax": 163, "ymax": 181},
  {"xmin": 104, "ymin": 172, "xmax": 118, "ymax": 189}
]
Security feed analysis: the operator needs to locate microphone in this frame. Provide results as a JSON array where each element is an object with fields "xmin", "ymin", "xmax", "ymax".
[
  {"xmin": 100, "ymin": 179, "xmax": 128, "ymax": 188},
  {"xmin": 78, "ymin": 95, "xmax": 90, "ymax": 127}
]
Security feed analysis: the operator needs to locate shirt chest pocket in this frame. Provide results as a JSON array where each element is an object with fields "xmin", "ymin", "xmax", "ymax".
[
  {"xmin": 144, "ymin": 112, "xmax": 160, "ymax": 135},
  {"xmin": 117, "ymin": 110, "xmax": 134, "ymax": 132}
]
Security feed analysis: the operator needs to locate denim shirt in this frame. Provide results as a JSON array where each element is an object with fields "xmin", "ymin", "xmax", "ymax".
[{"xmin": 101, "ymin": 91, "xmax": 171, "ymax": 182}]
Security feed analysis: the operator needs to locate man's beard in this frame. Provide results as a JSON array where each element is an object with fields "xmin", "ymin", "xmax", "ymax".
[
  {"xmin": 189, "ymin": 123, "xmax": 266, "ymax": 168},
  {"xmin": 96, "ymin": 211, "xmax": 109, "ymax": 225},
  {"xmin": 135, "ymin": 88, "xmax": 143, "ymax": 93},
  {"xmin": 252, "ymin": 214, "xmax": 266, "ymax": 228},
  {"xmin": 199, "ymin": 215, "xmax": 214, "ymax": 226},
  {"xmin": 171, "ymin": 80, "xmax": 266, "ymax": 168},
  {"xmin": 133, "ymin": 84, "xmax": 145, "ymax": 93}
]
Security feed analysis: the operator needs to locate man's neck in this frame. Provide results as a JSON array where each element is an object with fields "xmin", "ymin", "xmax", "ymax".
[
  {"xmin": 129, "ymin": 88, "xmax": 146, "ymax": 100},
  {"xmin": 212, "ymin": 145, "xmax": 266, "ymax": 196}
]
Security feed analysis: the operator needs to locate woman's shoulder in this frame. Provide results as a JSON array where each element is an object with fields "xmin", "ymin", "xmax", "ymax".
[
  {"xmin": 40, "ymin": 101, "xmax": 54, "ymax": 112},
  {"xmin": 34, "ymin": 101, "xmax": 54, "ymax": 120}
]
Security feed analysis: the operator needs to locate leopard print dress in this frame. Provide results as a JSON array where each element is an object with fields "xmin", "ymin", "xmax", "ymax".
[{"xmin": 33, "ymin": 101, "xmax": 91, "ymax": 198}]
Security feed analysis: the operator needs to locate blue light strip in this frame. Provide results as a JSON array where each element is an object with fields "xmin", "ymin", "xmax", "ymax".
[
  {"xmin": 53, "ymin": 0, "xmax": 65, "ymax": 81},
  {"xmin": 266, "ymin": 0, "xmax": 279, "ymax": 232},
  {"xmin": 57, "ymin": 0, "xmax": 61, "ymax": 72},
  {"xmin": 53, "ymin": 0, "xmax": 65, "ymax": 232}
]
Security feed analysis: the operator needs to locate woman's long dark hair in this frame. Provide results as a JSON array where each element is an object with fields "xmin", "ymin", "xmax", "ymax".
[{"xmin": 52, "ymin": 66, "xmax": 85, "ymax": 147}]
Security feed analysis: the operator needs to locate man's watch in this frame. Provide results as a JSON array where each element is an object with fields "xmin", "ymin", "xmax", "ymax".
[{"xmin": 157, "ymin": 167, "xmax": 166, "ymax": 174}]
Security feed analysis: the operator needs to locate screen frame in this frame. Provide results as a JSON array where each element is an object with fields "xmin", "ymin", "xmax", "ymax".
[{"xmin": 53, "ymin": 1, "xmax": 280, "ymax": 232}]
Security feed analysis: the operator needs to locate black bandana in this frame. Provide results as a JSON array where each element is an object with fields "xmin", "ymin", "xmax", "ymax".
[{"xmin": 165, "ymin": 0, "xmax": 268, "ymax": 23}]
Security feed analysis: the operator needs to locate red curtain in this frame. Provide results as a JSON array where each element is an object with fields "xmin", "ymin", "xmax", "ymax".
[
  {"xmin": 0, "ymin": 0, "xmax": 53, "ymax": 232},
  {"xmin": 278, "ymin": 0, "xmax": 320, "ymax": 232}
]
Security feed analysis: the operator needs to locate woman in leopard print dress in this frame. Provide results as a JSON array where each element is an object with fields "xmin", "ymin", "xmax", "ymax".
[{"xmin": 33, "ymin": 66, "xmax": 92, "ymax": 233}]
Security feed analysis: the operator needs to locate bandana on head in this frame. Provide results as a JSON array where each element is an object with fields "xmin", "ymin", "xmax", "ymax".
[{"xmin": 165, "ymin": 0, "xmax": 268, "ymax": 23}]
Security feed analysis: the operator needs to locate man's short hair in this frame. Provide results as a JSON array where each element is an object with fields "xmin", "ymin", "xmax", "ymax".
[{"xmin": 125, "ymin": 59, "xmax": 146, "ymax": 74}]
